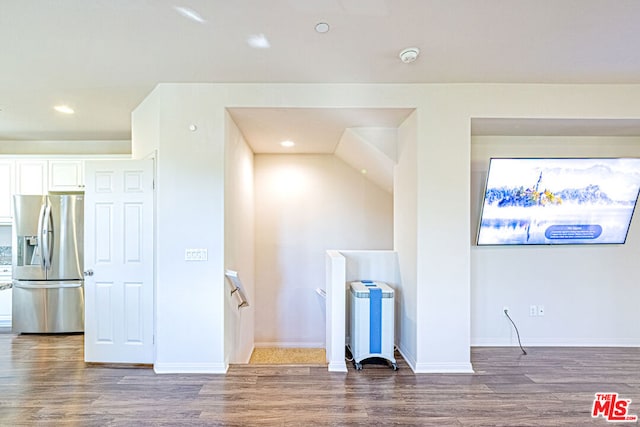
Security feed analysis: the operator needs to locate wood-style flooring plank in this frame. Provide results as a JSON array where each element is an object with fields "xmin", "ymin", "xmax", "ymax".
[{"xmin": 1, "ymin": 332, "xmax": 640, "ymax": 426}]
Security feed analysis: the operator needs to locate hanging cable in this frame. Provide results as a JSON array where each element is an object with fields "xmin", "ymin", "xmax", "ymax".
[{"xmin": 504, "ymin": 309, "xmax": 527, "ymax": 355}]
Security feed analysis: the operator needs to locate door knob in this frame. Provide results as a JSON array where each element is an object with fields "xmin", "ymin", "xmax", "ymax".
[{"xmin": 83, "ymin": 269, "xmax": 94, "ymax": 277}]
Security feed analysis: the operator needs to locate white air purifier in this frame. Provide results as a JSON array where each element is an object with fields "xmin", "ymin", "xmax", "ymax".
[{"xmin": 348, "ymin": 281, "xmax": 397, "ymax": 370}]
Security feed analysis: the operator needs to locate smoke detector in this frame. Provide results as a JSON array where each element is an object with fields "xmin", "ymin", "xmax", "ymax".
[{"xmin": 399, "ymin": 47, "xmax": 420, "ymax": 63}]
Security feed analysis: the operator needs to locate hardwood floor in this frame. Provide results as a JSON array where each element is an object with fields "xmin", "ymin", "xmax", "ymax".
[{"xmin": 1, "ymin": 332, "xmax": 639, "ymax": 426}]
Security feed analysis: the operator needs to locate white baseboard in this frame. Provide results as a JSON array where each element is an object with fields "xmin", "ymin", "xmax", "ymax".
[
  {"xmin": 254, "ymin": 341, "xmax": 325, "ymax": 348},
  {"xmin": 396, "ymin": 344, "xmax": 416, "ymax": 372},
  {"xmin": 244, "ymin": 345, "xmax": 255, "ymax": 364},
  {"xmin": 472, "ymin": 338, "xmax": 640, "ymax": 347},
  {"xmin": 413, "ymin": 362, "xmax": 475, "ymax": 374},
  {"xmin": 328, "ymin": 361, "xmax": 348, "ymax": 372},
  {"xmin": 153, "ymin": 362, "xmax": 228, "ymax": 374}
]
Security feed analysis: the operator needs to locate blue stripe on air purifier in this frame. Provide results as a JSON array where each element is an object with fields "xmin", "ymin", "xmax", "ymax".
[{"xmin": 369, "ymin": 287, "xmax": 382, "ymax": 354}]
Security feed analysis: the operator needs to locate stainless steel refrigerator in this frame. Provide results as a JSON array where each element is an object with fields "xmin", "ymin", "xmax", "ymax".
[{"xmin": 12, "ymin": 194, "xmax": 84, "ymax": 333}]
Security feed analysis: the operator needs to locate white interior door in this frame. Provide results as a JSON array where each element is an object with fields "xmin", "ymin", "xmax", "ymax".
[{"xmin": 84, "ymin": 159, "xmax": 154, "ymax": 363}]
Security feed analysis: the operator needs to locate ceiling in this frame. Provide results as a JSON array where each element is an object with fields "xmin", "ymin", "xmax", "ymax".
[
  {"xmin": 227, "ymin": 108, "xmax": 413, "ymax": 154},
  {"xmin": 2, "ymin": 0, "xmax": 640, "ymax": 144}
]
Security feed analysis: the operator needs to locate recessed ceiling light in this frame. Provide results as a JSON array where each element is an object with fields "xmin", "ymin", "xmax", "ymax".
[
  {"xmin": 53, "ymin": 105, "xmax": 74, "ymax": 114},
  {"xmin": 173, "ymin": 6, "xmax": 206, "ymax": 23},
  {"xmin": 280, "ymin": 140, "xmax": 295, "ymax": 148},
  {"xmin": 361, "ymin": 169, "xmax": 368, "ymax": 175},
  {"xmin": 315, "ymin": 22, "xmax": 330, "ymax": 33},
  {"xmin": 247, "ymin": 34, "xmax": 271, "ymax": 49}
]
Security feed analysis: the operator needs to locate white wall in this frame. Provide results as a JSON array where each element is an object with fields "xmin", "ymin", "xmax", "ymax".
[
  {"xmin": 131, "ymin": 83, "xmax": 640, "ymax": 374},
  {"xmin": 134, "ymin": 84, "xmax": 227, "ymax": 373},
  {"xmin": 224, "ymin": 112, "xmax": 255, "ymax": 363},
  {"xmin": 254, "ymin": 154, "xmax": 393, "ymax": 347},
  {"xmin": 471, "ymin": 135, "xmax": 640, "ymax": 346},
  {"xmin": 414, "ymin": 90, "xmax": 474, "ymax": 373},
  {"xmin": 393, "ymin": 111, "xmax": 418, "ymax": 368},
  {"xmin": 131, "ymin": 88, "xmax": 160, "ymax": 159}
]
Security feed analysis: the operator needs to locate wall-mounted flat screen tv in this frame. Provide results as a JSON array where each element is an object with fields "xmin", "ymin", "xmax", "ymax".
[{"xmin": 477, "ymin": 158, "xmax": 640, "ymax": 245}]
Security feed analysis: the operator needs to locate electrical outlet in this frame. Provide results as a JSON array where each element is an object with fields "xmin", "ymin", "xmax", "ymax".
[
  {"xmin": 537, "ymin": 305, "xmax": 545, "ymax": 316},
  {"xmin": 529, "ymin": 305, "xmax": 537, "ymax": 316}
]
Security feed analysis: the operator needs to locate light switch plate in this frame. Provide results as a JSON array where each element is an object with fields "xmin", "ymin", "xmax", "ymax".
[{"xmin": 185, "ymin": 248, "xmax": 208, "ymax": 261}]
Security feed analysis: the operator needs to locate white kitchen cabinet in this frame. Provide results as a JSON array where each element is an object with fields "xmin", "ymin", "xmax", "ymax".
[
  {"xmin": 15, "ymin": 160, "xmax": 48, "ymax": 195},
  {"xmin": 0, "ymin": 266, "xmax": 11, "ymax": 328},
  {"xmin": 48, "ymin": 160, "xmax": 84, "ymax": 191},
  {"xmin": 0, "ymin": 161, "xmax": 14, "ymax": 221},
  {"xmin": 3, "ymin": 154, "xmax": 127, "ymax": 199},
  {"xmin": 0, "ymin": 288, "xmax": 11, "ymax": 327}
]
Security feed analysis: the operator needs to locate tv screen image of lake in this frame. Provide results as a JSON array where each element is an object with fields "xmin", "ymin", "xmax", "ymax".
[
  {"xmin": 477, "ymin": 158, "xmax": 640, "ymax": 245},
  {"xmin": 478, "ymin": 205, "xmax": 633, "ymax": 245}
]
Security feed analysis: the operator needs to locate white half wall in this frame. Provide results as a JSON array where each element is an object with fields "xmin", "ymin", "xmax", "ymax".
[
  {"xmin": 325, "ymin": 250, "xmax": 400, "ymax": 372},
  {"xmin": 471, "ymin": 135, "xmax": 640, "ymax": 346},
  {"xmin": 326, "ymin": 250, "xmax": 347, "ymax": 372}
]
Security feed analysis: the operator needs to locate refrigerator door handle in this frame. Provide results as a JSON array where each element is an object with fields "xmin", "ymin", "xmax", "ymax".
[
  {"xmin": 41, "ymin": 203, "xmax": 53, "ymax": 271},
  {"xmin": 37, "ymin": 202, "xmax": 47, "ymax": 269},
  {"xmin": 13, "ymin": 280, "xmax": 83, "ymax": 289}
]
